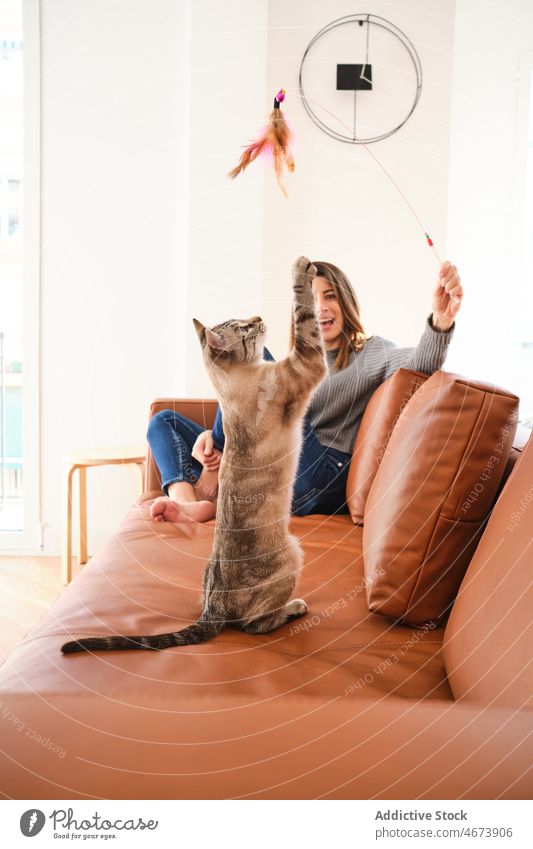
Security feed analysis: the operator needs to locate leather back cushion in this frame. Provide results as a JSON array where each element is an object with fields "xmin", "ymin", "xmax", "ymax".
[
  {"xmin": 443, "ymin": 431, "xmax": 533, "ymax": 708},
  {"xmin": 362, "ymin": 371, "xmax": 519, "ymax": 626},
  {"xmin": 346, "ymin": 369, "xmax": 429, "ymax": 524}
]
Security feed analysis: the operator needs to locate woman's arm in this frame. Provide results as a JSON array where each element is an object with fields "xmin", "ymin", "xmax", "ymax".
[
  {"xmin": 381, "ymin": 314, "xmax": 455, "ymax": 380},
  {"xmin": 382, "ymin": 261, "xmax": 462, "ymax": 380},
  {"xmin": 211, "ymin": 345, "xmax": 276, "ymax": 451}
]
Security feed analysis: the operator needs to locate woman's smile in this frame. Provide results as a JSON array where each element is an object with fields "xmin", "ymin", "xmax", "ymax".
[{"xmin": 312, "ymin": 276, "xmax": 344, "ymax": 349}]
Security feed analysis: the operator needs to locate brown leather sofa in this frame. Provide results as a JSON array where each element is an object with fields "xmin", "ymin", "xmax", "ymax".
[{"xmin": 0, "ymin": 372, "xmax": 531, "ymax": 800}]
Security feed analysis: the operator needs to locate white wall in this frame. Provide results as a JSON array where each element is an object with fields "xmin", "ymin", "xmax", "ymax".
[
  {"xmin": 445, "ymin": 0, "xmax": 533, "ymax": 409},
  {"xmin": 34, "ymin": 0, "xmax": 533, "ymax": 556},
  {"xmin": 35, "ymin": 0, "xmax": 457, "ymax": 556},
  {"xmin": 185, "ymin": 0, "xmax": 268, "ymax": 395},
  {"xmin": 260, "ymin": 0, "xmax": 456, "ymax": 357},
  {"xmin": 38, "ymin": 0, "xmax": 268, "ymax": 556},
  {"xmin": 39, "ymin": 0, "xmax": 190, "ymax": 556}
]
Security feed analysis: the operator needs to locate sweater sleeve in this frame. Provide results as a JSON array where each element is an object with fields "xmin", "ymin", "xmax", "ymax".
[
  {"xmin": 381, "ymin": 313, "xmax": 455, "ymax": 380},
  {"xmin": 211, "ymin": 345, "xmax": 276, "ymax": 451}
]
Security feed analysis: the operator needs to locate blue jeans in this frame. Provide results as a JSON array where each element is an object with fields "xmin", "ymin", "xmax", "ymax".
[{"xmin": 146, "ymin": 410, "xmax": 351, "ymax": 517}]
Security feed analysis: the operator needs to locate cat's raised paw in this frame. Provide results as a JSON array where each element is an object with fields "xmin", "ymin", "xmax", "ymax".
[{"xmin": 292, "ymin": 256, "xmax": 317, "ymax": 284}]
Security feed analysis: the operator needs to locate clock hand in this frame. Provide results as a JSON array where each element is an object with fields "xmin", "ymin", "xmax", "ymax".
[{"xmin": 359, "ymin": 16, "xmax": 372, "ymax": 85}]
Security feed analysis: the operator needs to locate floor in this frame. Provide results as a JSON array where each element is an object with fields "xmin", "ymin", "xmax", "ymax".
[{"xmin": 0, "ymin": 557, "xmax": 63, "ymax": 665}]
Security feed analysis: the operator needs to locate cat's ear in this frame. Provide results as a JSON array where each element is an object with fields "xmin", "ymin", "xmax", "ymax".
[
  {"xmin": 205, "ymin": 329, "xmax": 225, "ymax": 352},
  {"xmin": 192, "ymin": 318, "xmax": 206, "ymax": 346},
  {"xmin": 193, "ymin": 318, "xmax": 225, "ymax": 353}
]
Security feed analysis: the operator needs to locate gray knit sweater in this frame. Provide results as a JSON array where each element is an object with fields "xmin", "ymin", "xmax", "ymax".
[{"xmin": 308, "ymin": 312, "xmax": 455, "ymax": 454}]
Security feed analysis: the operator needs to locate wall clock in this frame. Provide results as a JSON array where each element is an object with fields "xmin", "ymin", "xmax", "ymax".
[{"xmin": 299, "ymin": 13, "xmax": 423, "ymax": 144}]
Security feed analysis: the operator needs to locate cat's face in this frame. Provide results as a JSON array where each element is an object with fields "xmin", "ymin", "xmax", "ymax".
[{"xmin": 193, "ymin": 316, "xmax": 267, "ymax": 367}]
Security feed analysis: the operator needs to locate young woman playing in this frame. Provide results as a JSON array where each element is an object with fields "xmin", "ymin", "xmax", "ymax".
[{"xmin": 147, "ymin": 259, "xmax": 462, "ymax": 524}]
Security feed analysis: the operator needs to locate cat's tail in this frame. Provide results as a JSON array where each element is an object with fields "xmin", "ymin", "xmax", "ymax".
[{"xmin": 61, "ymin": 615, "xmax": 224, "ymax": 654}]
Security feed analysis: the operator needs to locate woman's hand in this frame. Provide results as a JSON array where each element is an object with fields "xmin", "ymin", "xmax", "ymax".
[
  {"xmin": 431, "ymin": 261, "xmax": 463, "ymax": 331},
  {"xmin": 192, "ymin": 429, "xmax": 222, "ymax": 471}
]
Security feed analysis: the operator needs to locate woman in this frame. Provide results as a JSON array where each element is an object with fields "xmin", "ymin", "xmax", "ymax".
[{"xmin": 147, "ymin": 259, "xmax": 463, "ymax": 524}]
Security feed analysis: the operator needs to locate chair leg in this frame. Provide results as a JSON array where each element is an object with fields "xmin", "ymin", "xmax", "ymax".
[
  {"xmin": 78, "ymin": 465, "xmax": 88, "ymax": 565},
  {"xmin": 61, "ymin": 464, "xmax": 77, "ymax": 585},
  {"xmin": 136, "ymin": 461, "xmax": 145, "ymax": 495}
]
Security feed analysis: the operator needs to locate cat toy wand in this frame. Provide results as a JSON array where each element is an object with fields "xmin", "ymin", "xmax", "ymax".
[
  {"xmin": 300, "ymin": 91, "xmax": 441, "ymax": 264},
  {"xmin": 228, "ymin": 88, "xmax": 449, "ymax": 273}
]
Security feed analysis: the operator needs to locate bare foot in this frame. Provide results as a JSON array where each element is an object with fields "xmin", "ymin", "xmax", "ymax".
[
  {"xmin": 150, "ymin": 496, "xmax": 185, "ymax": 523},
  {"xmin": 193, "ymin": 468, "xmax": 219, "ymax": 502},
  {"xmin": 176, "ymin": 499, "xmax": 216, "ymax": 522},
  {"xmin": 150, "ymin": 496, "xmax": 216, "ymax": 524}
]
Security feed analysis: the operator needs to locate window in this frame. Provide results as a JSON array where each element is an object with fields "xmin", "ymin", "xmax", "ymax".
[
  {"xmin": 8, "ymin": 178, "xmax": 21, "ymax": 236},
  {"xmin": 0, "ymin": 0, "xmax": 40, "ymax": 549},
  {"xmin": 0, "ymin": 9, "xmax": 23, "ymax": 532}
]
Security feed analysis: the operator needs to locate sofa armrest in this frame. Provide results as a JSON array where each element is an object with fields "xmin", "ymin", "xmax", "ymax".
[
  {"xmin": 0, "ymin": 692, "xmax": 530, "ymax": 799},
  {"xmin": 145, "ymin": 398, "xmax": 218, "ymax": 494}
]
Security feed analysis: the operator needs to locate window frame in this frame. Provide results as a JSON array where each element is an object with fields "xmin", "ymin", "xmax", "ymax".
[{"xmin": 0, "ymin": 0, "xmax": 41, "ymax": 551}]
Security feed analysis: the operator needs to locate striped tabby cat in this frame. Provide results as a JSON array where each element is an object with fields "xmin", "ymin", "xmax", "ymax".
[{"xmin": 61, "ymin": 257, "xmax": 327, "ymax": 653}]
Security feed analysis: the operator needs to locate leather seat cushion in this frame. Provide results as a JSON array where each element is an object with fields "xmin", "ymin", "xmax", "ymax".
[{"xmin": 0, "ymin": 493, "xmax": 452, "ymax": 706}]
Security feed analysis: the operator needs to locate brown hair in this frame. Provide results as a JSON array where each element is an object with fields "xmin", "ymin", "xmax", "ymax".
[{"xmin": 288, "ymin": 260, "xmax": 370, "ymax": 370}]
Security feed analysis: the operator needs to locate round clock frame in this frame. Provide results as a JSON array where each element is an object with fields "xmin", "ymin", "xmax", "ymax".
[{"xmin": 298, "ymin": 13, "xmax": 423, "ymax": 144}]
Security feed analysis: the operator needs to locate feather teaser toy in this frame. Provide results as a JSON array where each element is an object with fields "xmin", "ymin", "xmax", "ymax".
[{"xmin": 228, "ymin": 89, "xmax": 295, "ymax": 198}]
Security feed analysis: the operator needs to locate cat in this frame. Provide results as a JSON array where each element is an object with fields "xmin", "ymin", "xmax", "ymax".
[{"xmin": 61, "ymin": 257, "xmax": 327, "ymax": 653}]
